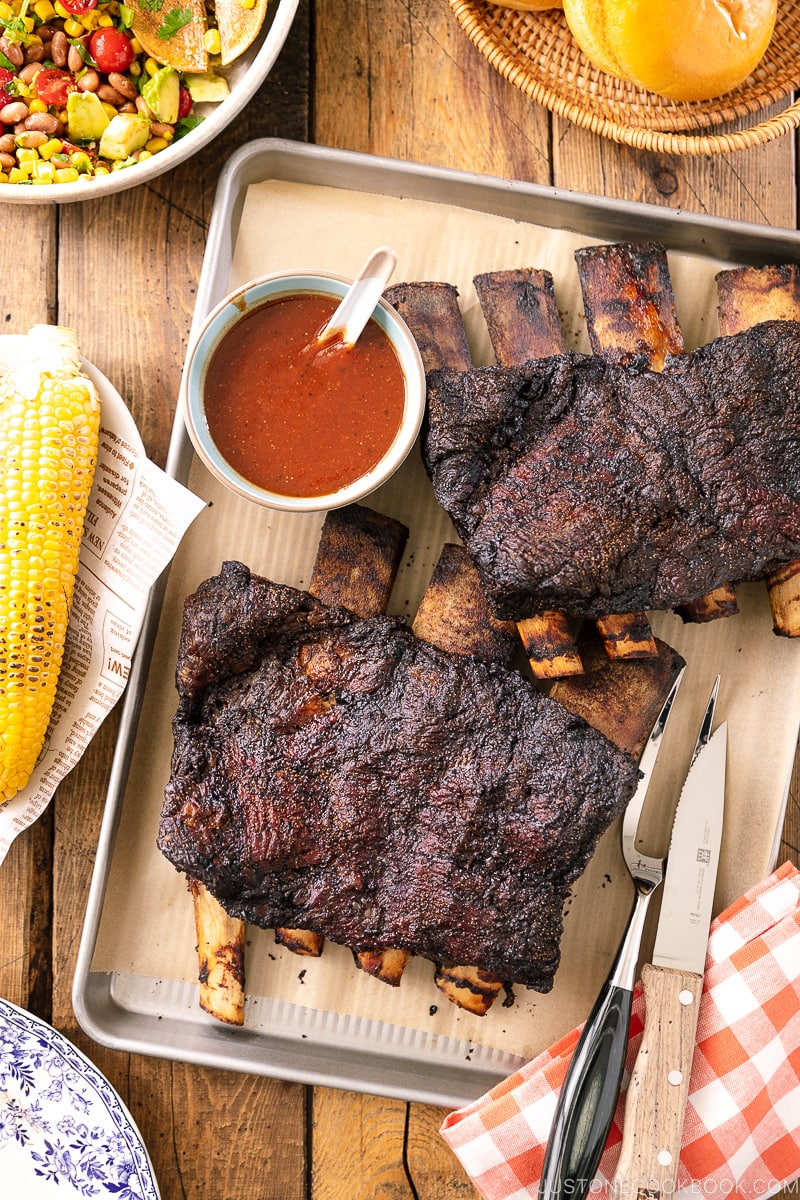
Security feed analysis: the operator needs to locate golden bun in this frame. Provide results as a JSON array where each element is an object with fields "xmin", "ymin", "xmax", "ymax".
[{"xmin": 562, "ymin": 0, "xmax": 777, "ymax": 101}]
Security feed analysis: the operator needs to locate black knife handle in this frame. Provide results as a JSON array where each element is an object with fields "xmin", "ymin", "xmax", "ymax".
[{"xmin": 538, "ymin": 980, "xmax": 633, "ymax": 1200}]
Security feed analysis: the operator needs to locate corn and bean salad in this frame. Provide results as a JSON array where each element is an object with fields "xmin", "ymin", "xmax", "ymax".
[{"xmin": 0, "ymin": 0, "xmax": 213, "ymax": 184}]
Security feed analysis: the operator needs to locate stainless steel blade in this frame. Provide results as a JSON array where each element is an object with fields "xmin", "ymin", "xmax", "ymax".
[{"xmin": 651, "ymin": 720, "xmax": 727, "ymax": 975}]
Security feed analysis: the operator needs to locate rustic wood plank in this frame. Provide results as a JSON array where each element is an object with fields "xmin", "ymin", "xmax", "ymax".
[
  {"xmin": 311, "ymin": 1087, "xmax": 414, "ymax": 1199},
  {"xmin": 551, "ymin": 104, "xmax": 796, "ymax": 230},
  {"xmin": 314, "ymin": 0, "xmax": 552, "ymax": 183}
]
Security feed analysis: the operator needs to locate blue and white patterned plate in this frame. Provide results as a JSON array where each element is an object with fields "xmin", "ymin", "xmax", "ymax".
[{"xmin": 0, "ymin": 997, "xmax": 159, "ymax": 1198}]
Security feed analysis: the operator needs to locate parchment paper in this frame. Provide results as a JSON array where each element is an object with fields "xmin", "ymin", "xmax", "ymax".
[{"xmin": 91, "ymin": 182, "xmax": 800, "ymax": 1062}]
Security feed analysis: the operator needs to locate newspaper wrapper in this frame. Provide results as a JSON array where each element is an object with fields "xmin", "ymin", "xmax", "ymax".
[{"xmin": 0, "ymin": 334, "xmax": 206, "ymax": 864}]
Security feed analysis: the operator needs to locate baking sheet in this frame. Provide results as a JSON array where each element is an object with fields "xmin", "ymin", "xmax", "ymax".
[{"xmin": 74, "ymin": 139, "xmax": 800, "ymax": 1107}]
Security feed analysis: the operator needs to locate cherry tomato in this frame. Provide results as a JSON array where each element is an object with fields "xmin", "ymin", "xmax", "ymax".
[
  {"xmin": 177, "ymin": 85, "xmax": 192, "ymax": 120},
  {"xmin": 58, "ymin": 0, "xmax": 97, "ymax": 12},
  {"xmin": 0, "ymin": 67, "xmax": 14, "ymax": 101},
  {"xmin": 89, "ymin": 28, "xmax": 134, "ymax": 74},
  {"xmin": 34, "ymin": 68, "xmax": 76, "ymax": 107}
]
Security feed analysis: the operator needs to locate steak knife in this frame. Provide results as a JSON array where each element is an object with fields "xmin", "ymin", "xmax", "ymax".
[{"xmin": 611, "ymin": 713, "xmax": 727, "ymax": 1200}]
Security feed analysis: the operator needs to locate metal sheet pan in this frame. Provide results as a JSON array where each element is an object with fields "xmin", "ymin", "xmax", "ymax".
[{"xmin": 73, "ymin": 138, "xmax": 800, "ymax": 1108}]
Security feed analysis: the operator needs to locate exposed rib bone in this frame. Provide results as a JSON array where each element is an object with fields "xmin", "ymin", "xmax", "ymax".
[
  {"xmin": 576, "ymin": 241, "xmax": 738, "ymax": 627},
  {"xmin": 412, "ymin": 541, "xmax": 517, "ymax": 667},
  {"xmin": 190, "ymin": 878, "xmax": 246, "ymax": 1025},
  {"xmin": 385, "ymin": 281, "xmax": 473, "ymax": 372},
  {"xmin": 716, "ymin": 263, "xmax": 800, "ymax": 637}
]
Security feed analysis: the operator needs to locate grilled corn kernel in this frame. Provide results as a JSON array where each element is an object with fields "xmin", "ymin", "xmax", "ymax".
[
  {"xmin": 54, "ymin": 0, "xmax": 70, "ymax": 15},
  {"xmin": 0, "ymin": 2, "xmax": 14, "ymax": 19},
  {"xmin": 54, "ymin": 166, "xmax": 79, "ymax": 183},
  {"xmin": 17, "ymin": 147, "xmax": 38, "ymax": 163},
  {"xmin": 0, "ymin": 326, "xmax": 101, "ymax": 803},
  {"xmin": 144, "ymin": 57, "xmax": 159, "ymax": 74},
  {"xmin": 33, "ymin": 0, "xmax": 57, "ymax": 18},
  {"xmin": 145, "ymin": 136, "xmax": 168, "ymax": 153},
  {"xmin": 97, "ymin": 11, "xmax": 114, "ymax": 24},
  {"xmin": 203, "ymin": 27, "xmax": 220, "ymax": 53},
  {"xmin": 38, "ymin": 138, "xmax": 63, "ymax": 159},
  {"xmin": 27, "ymin": 98, "xmax": 48, "ymax": 115},
  {"xmin": 63, "ymin": 16, "xmax": 84, "ymax": 34}
]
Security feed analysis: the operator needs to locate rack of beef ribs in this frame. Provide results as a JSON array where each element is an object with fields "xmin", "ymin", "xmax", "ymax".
[
  {"xmin": 716, "ymin": 263, "xmax": 800, "ymax": 637},
  {"xmin": 158, "ymin": 554, "xmax": 643, "ymax": 993},
  {"xmin": 420, "ymin": 289, "xmax": 800, "ymax": 627}
]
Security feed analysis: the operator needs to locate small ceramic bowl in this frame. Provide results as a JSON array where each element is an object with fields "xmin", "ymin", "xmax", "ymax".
[{"xmin": 180, "ymin": 270, "xmax": 426, "ymax": 513}]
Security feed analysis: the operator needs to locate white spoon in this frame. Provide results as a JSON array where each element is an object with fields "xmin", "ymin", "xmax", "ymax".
[{"xmin": 315, "ymin": 246, "xmax": 398, "ymax": 350}]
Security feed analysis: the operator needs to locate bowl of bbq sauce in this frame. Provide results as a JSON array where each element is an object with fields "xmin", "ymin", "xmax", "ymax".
[{"xmin": 180, "ymin": 270, "xmax": 426, "ymax": 512}]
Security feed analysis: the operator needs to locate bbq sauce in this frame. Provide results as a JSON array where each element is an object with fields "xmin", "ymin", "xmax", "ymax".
[{"xmin": 203, "ymin": 293, "xmax": 406, "ymax": 498}]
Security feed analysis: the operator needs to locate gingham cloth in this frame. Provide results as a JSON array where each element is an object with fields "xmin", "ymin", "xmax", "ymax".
[{"xmin": 441, "ymin": 861, "xmax": 800, "ymax": 1200}]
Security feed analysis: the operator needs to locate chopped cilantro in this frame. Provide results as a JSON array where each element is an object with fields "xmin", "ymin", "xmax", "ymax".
[
  {"xmin": 67, "ymin": 37, "xmax": 91, "ymax": 64},
  {"xmin": 174, "ymin": 113, "xmax": 203, "ymax": 139},
  {"xmin": 137, "ymin": 0, "xmax": 165, "ymax": 12},
  {"xmin": 0, "ymin": 14, "xmax": 34, "ymax": 44},
  {"xmin": 157, "ymin": 6, "xmax": 193, "ymax": 38}
]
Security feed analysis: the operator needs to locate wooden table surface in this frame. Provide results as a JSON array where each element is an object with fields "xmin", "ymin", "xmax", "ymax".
[{"xmin": 1, "ymin": 2, "xmax": 798, "ymax": 1196}]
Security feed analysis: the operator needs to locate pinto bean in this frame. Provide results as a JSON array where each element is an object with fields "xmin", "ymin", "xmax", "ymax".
[
  {"xmin": 24, "ymin": 44, "xmax": 46, "ymax": 64},
  {"xmin": 67, "ymin": 44, "xmax": 84, "ymax": 73},
  {"xmin": 147, "ymin": 120, "xmax": 174, "ymax": 138},
  {"xmin": 15, "ymin": 128, "xmax": 48, "ymax": 148},
  {"xmin": 24, "ymin": 112, "xmax": 62, "ymax": 135},
  {"xmin": 19, "ymin": 62, "xmax": 44, "ymax": 83},
  {"xmin": 77, "ymin": 69, "xmax": 100, "ymax": 92},
  {"xmin": 50, "ymin": 30, "xmax": 69, "ymax": 67},
  {"xmin": 0, "ymin": 133, "xmax": 16, "ymax": 152},
  {"xmin": 0, "ymin": 101, "xmax": 29, "ymax": 125},
  {"xmin": 108, "ymin": 71, "xmax": 138, "ymax": 100},
  {"xmin": 96, "ymin": 83, "xmax": 125, "ymax": 106},
  {"xmin": 0, "ymin": 37, "xmax": 24, "ymax": 67},
  {"xmin": 0, "ymin": 151, "xmax": 15, "ymax": 170}
]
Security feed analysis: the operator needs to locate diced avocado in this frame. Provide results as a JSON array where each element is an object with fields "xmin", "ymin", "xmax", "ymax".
[
  {"xmin": 184, "ymin": 72, "xmax": 231, "ymax": 104},
  {"xmin": 98, "ymin": 113, "xmax": 150, "ymax": 161},
  {"xmin": 140, "ymin": 65, "xmax": 180, "ymax": 124},
  {"xmin": 66, "ymin": 91, "xmax": 110, "ymax": 142}
]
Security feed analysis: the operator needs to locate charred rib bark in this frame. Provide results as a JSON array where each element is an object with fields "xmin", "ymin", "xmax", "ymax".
[{"xmin": 422, "ymin": 320, "xmax": 800, "ymax": 621}]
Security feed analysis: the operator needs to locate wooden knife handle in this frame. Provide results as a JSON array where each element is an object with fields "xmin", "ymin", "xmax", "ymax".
[{"xmin": 611, "ymin": 964, "xmax": 703, "ymax": 1200}]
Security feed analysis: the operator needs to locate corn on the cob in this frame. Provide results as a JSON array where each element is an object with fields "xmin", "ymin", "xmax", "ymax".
[{"xmin": 0, "ymin": 326, "xmax": 101, "ymax": 804}]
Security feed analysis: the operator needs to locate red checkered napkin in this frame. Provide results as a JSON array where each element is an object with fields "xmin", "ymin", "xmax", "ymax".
[{"xmin": 441, "ymin": 861, "xmax": 800, "ymax": 1200}]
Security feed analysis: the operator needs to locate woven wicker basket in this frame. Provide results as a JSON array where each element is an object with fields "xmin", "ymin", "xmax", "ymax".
[{"xmin": 450, "ymin": 0, "xmax": 800, "ymax": 154}]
